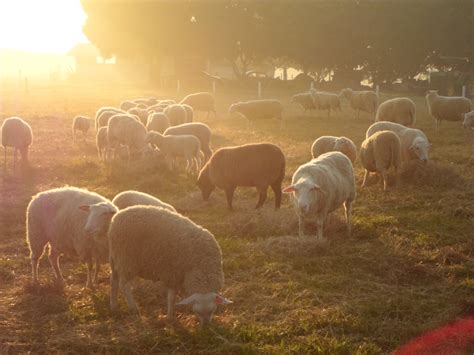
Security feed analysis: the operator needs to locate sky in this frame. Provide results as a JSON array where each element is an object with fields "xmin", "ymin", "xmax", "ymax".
[{"xmin": 0, "ymin": 0, "xmax": 88, "ymax": 54}]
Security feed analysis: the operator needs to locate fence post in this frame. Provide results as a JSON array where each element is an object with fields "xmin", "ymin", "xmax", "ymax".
[
  {"xmin": 376, "ymin": 84, "xmax": 380, "ymax": 96},
  {"xmin": 310, "ymin": 81, "xmax": 314, "ymax": 91},
  {"xmin": 258, "ymin": 81, "xmax": 262, "ymax": 98},
  {"xmin": 462, "ymin": 85, "xmax": 467, "ymax": 97}
]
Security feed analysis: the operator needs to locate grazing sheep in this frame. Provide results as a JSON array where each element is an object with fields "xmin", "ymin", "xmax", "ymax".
[
  {"xmin": 366, "ymin": 121, "xmax": 430, "ymax": 163},
  {"xmin": 112, "ymin": 190, "xmax": 176, "ymax": 212},
  {"xmin": 128, "ymin": 107, "xmax": 149, "ymax": 125},
  {"xmin": 108, "ymin": 205, "xmax": 231, "ymax": 325},
  {"xmin": 164, "ymin": 104, "xmax": 187, "ymax": 126},
  {"xmin": 97, "ymin": 110, "xmax": 123, "ymax": 129},
  {"xmin": 72, "ymin": 116, "xmax": 92, "ymax": 141},
  {"xmin": 164, "ymin": 123, "xmax": 212, "ymax": 162},
  {"xmin": 229, "ymin": 100, "xmax": 283, "ymax": 126},
  {"xmin": 145, "ymin": 131, "xmax": 202, "ymax": 173},
  {"xmin": 180, "ymin": 92, "xmax": 216, "ymax": 118},
  {"xmin": 290, "ymin": 92, "xmax": 316, "ymax": 114},
  {"xmin": 462, "ymin": 111, "xmax": 474, "ymax": 129},
  {"xmin": 96, "ymin": 127, "xmax": 107, "ymax": 160},
  {"xmin": 26, "ymin": 187, "xmax": 118, "ymax": 288},
  {"xmin": 107, "ymin": 114, "xmax": 148, "ymax": 161},
  {"xmin": 182, "ymin": 104, "xmax": 194, "ymax": 123},
  {"xmin": 375, "ymin": 97, "xmax": 416, "ymax": 127},
  {"xmin": 120, "ymin": 100, "xmax": 136, "ymax": 111},
  {"xmin": 95, "ymin": 107, "xmax": 124, "ymax": 129},
  {"xmin": 283, "ymin": 152, "xmax": 356, "ymax": 240},
  {"xmin": 426, "ymin": 90, "xmax": 472, "ymax": 131},
  {"xmin": 1, "ymin": 117, "xmax": 33, "ymax": 167},
  {"xmin": 197, "ymin": 143, "xmax": 285, "ymax": 210},
  {"xmin": 134, "ymin": 97, "xmax": 158, "ymax": 106},
  {"xmin": 360, "ymin": 130, "xmax": 402, "ymax": 190},
  {"xmin": 146, "ymin": 112, "xmax": 170, "ymax": 133},
  {"xmin": 311, "ymin": 136, "xmax": 357, "ymax": 164},
  {"xmin": 310, "ymin": 90, "xmax": 342, "ymax": 117},
  {"xmin": 340, "ymin": 88, "xmax": 378, "ymax": 118}
]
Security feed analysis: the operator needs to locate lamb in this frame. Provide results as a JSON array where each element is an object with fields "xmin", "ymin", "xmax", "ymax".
[
  {"xmin": 72, "ymin": 116, "xmax": 92, "ymax": 141},
  {"xmin": 107, "ymin": 114, "xmax": 148, "ymax": 161},
  {"xmin": 108, "ymin": 205, "xmax": 231, "ymax": 325},
  {"xmin": 340, "ymin": 88, "xmax": 378, "ymax": 118},
  {"xmin": 145, "ymin": 131, "xmax": 202, "ymax": 173},
  {"xmin": 96, "ymin": 127, "xmax": 107, "ymax": 160},
  {"xmin": 112, "ymin": 190, "xmax": 176, "ymax": 212},
  {"xmin": 26, "ymin": 187, "xmax": 118, "ymax": 288},
  {"xmin": 290, "ymin": 92, "xmax": 316, "ymax": 114},
  {"xmin": 229, "ymin": 100, "xmax": 283, "ymax": 126},
  {"xmin": 164, "ymin": 122, "xmax": 212, "ymax": 162},
  {"xmin": 283, "ymin": 152, "xmax": 356, "ymax": 240},
  {"xmin": 426, "ymin": 90, "xmax": 472, "ymax": 131},
  {"xmin": 375, "ymin": 97, "xmax": 416, "ymax": 127},
  {"xmin": 366, "ymin": 121, "xmax": 430, "ymax": 163},
  {"xmin": 95, "ymin": 107, "xmax": 124, "ymax": 129},
  {"xmin": 180, "ymin": 92, "xmax": 216, "ymax": 118},
  {"xmin": 164, "ymin": 104, "xmax": 187, "ymax": 126},
  {"xmin": 197, "ymin": 143, "xmax": 285, "ymax": 210},
  {"xmin": 182, "ymin": 103, "xmax": 194, "ymax": 123},
  {"xmin": 1, "ymin": 117, "xmax": 33, "ymax": 167},
  {"xmin": 462, "ymin": 111, "xmax": 474, "ymax": 129},
  {"xmin": 128, "ymin": 107, "xmax": 149, "ymax": 125},
  {"xmin": 146, "ymin": 112, "xmax": 170, "ymax": 133},
  {"xmin": 310, "ymin": 90, "xmax": 342, "ymax": 117},
  {"xmin": 360, "ymin": 130, "xmax": 401, "ymax": 191},
  {"xmin": 311, "ymin": 136, "xmax": 357, "ymax": 164},
  {"xmin": 120, "ymin": 100, "xmax": 136, "ymax": 111}
]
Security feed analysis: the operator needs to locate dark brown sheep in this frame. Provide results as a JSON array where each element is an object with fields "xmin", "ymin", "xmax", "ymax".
[{"xmin": 197, "ymin": 143, "xmax": 286, "ymax": 210}]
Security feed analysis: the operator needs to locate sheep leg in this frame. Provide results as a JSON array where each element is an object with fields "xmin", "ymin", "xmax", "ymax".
[
  {"xmin": 31, "ymin": 253, "xmax": 40, "ymax": 284},
  {"xmin": 166, "ymin": 288, "xmax": 176, "ymax": 320},
  {"xmin": 315, "ymin": 220, "xmax": 324, "ymax": 241},
  {"xmin": 4, "ymin": 147, "xmax": 6, "ymax": 167},
  {"xmin": 86, "ymin": 260, "xmax": 94, "ymax": 289},
  {"xmin": 361, "ymin": 170, "xmax": 370, "ymax": 188},
  {"xmin": 344, "ymin": 200, "xmax": 353, "ymax": 237},
  {"xmin": 271, "ymin": 182, "xmax": 282, "ymax": 209},
  {"xmin": 119, "ymin": 279, "xmax": 140, "ymax": 315},
  {"xmin": 13, "ymin": 148, "xmax": 18, "ymax": 165},
  {"xmin": 298, "ymin": 216, "xmax": 306, "ymax": 237},
  {"xmin": 225, "ymin": 186, "xmax": 236, "ymax": 210},
  {"xmin": 110, "ymin": 264, "xmax": 119, "ymax": 311},
  {"xmin": 48, "ymin": 248, "xmax": 65, "ymax": 286},
  {"xmin": 255, "ymin": 186, "xmax": 268, "ymax": 209},
  {"xmin": 93, "ymin": 260, "xmax": 100, "ymax": 285},
  {"xmin": 381, "ymin": 170, "xmax": 388, "ymax": 191}
]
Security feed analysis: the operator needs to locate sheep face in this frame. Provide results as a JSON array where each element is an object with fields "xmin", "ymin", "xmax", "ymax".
[
  {"xmin": 177, "ymin": 292, "xmax": 232, "ymax": 327},
  {"xmin": 410, "ymin": 138, "xmax": 430, "ymax": 163},
  {"xmin": 463, "ymin": 113, "xmax": 474, "ymax": 129},
  {"xmin": 197, "ymin": 166, "xmax": 215, "ymax": 200},
  {"xmin": 79, "ymin": 202, "xmax": 118, "ymax": 246},
  {"xmin": 284, "ymin": 179, "xmax": 322, "ymax": 217}
]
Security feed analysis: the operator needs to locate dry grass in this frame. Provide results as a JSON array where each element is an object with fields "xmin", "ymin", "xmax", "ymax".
[{"xmin": 0, "ymin": 81, "xmax": 473, "ymax": 353}]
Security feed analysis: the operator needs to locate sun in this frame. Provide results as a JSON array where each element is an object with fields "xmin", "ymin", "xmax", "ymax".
[{"xmin": 0, "ymin": 0, "xmax": 88, "ymax": 54}]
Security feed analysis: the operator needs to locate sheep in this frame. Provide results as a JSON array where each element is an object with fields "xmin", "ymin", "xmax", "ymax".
[
  {"xmin": 134, "ymin": 97, "xmax": 158, "ymax": 106},
  {"xmin": 72, "ymin": 116, "xmax": 92, "ymax": 141},
  {"xmin": 283, "ymin": 152, "xmax": 356, "ymax": 240},
  {"xmin": 180, "ymin": 92, "xmax": 216, "ymax": 118},
  {"xmin": 462, "ymin": 111, "xmax": 474, "ymax": 129},
  {"xmin": 107, "ymin": 114, "xmax": 148, "ymax": 161},
  {"xmin": 145, "ymin": 131, "xmax": 202, "ymax": 173},
  {"xmin": 229, "ymin": 100, "xmax": 283, "ymax": 127},
  {"xmin": 95, "ymin": 107, "xmax": 124, "ymax": 129},
  {"xmin": 426, "ymin": 90, "xmax": 472, "ymax": 132},
  {"xmin": 310, "ymin": 90, "xmax": 342, "ymax": 117},
  {"xmin": 375, "ymin": 97, "xmax": 416, "ymax": 127},
  {"xmin": 97, "ymin": 110, "xmax": 122, "ymax": 129},
  {"xmin": 164, "ymin": 104, "xmax": 187, "ymax": 126},
  {"xmin": 311, "ymin": 136, "xmax": 357, "ymax": 164},
  {"xmin": 146, "ymin": 112, "xmax": 170, "ymax": 133},
  {"xmin": 360, "ymin": 130, "xmax": 402, "ymax": 191},
  {"xmin": 164, "ymin": 122, "xmax": 212, "ymax": 162},
  {"xmin": 197, "ymin": 143, "xmax": 285, "ymax": 210},
  {"xmin": 26, "ymin": 187, "xmax": 118, "ymax": 288},
  {"xmin": 290, "ymin": 92, "xmax": 316, "ymax": 114},
  {"xmin": 128, "ymin": 107, "xmax": 149, "ymax": 125},
  {"xmin": 366, "ymin": 121, "xmax": 430, "ymax": 163},
  {"xmin": 1, "ymin": 117, "xmax": 33, "ymax": 167},
  {"xmin": 112, "ymin": 190, "xmax": 176, "ymax": 212},
  {"xmin": 108, "ymin": 205, "xmax": 231, "ymax": 325},
  {"xmin": 96, "ymin": 127, "xmax": 107, "ymax": 160},
  {"xmin": 120, "ymin": 100, "xmax": 136, "ymax": 111},
  {"xmin": 340, "ymin": 88, "xmax": 378, "ymax": 118},
  {"xmin": 182, "ymin": 103, "xmax": 194, "ymax": 123}
]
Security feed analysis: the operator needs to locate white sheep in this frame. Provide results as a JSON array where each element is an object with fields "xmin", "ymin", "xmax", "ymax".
[
  {"xmin": 290, "ymin": 92, "xmax": 316, "ymax": 114},
  {"xmin": 112, "ymin": 190, "xmax": 176, "ymax": 212},
  {"xmin": 462, "ymin": 111, "xmax": 474, "ymax": 129},
  {"xmin": 340, "ymin": 88, "xmax": 378, "ymax": 118},
  {"xmin": 164, "ymin": 122, "xmax": 212, "ymax": 162},
  {"xmin": 145, "ymin": 131, "xmax": 202, "ymax": 173},
  {"xmin": 164, "ymin": 104, "xmax": 187, "ymax": 126},
  {"xmin": 108, "ymin": 205, "xmax": 231, "ymax": 325},
  {"xmin": 95, "ymin": 107, "xmax": 124, "ymax": 130},
  {"xmin": 180, "ymin": 92, "xmax": 216, "ymax": 118},
  {"xmin": 97, "ymin": 110, "xmax": 123, "ymax": 129},
  {"xmin": 375, "ymin": 97, "xmax": 416, "ymax": 127},
  {"xmin": 360, "ymin": 130, "xmax": 402, "ymax": 190},
  {"xmin": 366, "ymin": 121, "xmax": 430, "ymax": 163},
  {"xmin": 26, "ymin": 187, "xmax": 118, "ymax": 288},
  {"xmin": 182, "ymin": 103, "xmax": 194, "ymax": 123},
  {"xmin": 107, "ymin": 114, "xmax": 148, "ymax": 162},
  {"xmin": 310, "ymin": 90, "xmax": 342, "ymax": 117},
  {"xmin": 229, "ymin": 99, "xmax": 283, "ymax": 128},
  {"xmin": 146, "ymin": 112, "xmax": 170, "ymax": 133},
  {"xmin": 1, "ymin": 117, "xmax": 33, "ymax": 167},
  {"xmin": 128, "ymin": 107, "xmax": 149, "ymax": 125},
  {"xmin": 283, "ymin": 152, "xmax": 356, "ymax": 240},
  {"xmin": 120, "ymin": 100, "xmax": 136, "ymax": 111},
  {"xmin": 426, "ymin": 90, "xmax": 472, "ymax": 132},
  {"xmin": 311, "ymin": 136, "xmax": 357, "ymax": 164},
  {"xmin": 72, "ymin": 116, "xmax": 92, "ymax": 141}
]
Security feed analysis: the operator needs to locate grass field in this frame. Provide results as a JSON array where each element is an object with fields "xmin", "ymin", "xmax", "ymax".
[{"xmin": 0, "ymin": 81, "xmax": 473, "ymax": 353}]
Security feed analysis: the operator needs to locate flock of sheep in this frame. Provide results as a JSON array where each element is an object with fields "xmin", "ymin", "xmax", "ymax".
[{"xmin": 0, "ymin": 86, "xmax": 472, "ymax": 326}]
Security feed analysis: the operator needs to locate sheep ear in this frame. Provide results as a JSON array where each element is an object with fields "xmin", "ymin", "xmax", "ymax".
[
  {"xmin": 214, "ymin": 294, "xmax": 232, "ymax": 305},
  {"xmin": 282, "ymin": 185, "xmax": 296, "ymax": 193},
  {"xmin": 78, "ymin": 205, "xmax": 90, "ymax": 212},
  {"xmin": 311, "ymin": 184, "xmax": 321, "ymax": 191},
  {"xmin": 176, "ymin": 294, "xmax": 197, "ymax": 305}
]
